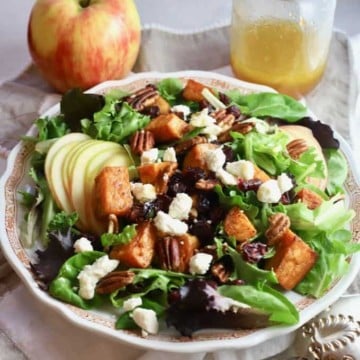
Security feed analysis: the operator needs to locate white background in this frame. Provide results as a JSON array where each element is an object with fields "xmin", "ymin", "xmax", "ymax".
[{"xmin": 1, "ymin": 0, "xmax": 360, "ymax": 84}]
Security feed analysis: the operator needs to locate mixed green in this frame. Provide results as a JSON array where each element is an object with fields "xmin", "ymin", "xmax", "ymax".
[{"xmin": 20, "ymin": 77, "xmax": 358, "ymax": 337}]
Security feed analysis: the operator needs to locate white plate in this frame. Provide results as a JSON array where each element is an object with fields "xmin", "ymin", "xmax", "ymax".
[{"xmin": 1, "ymin": 70, "xmax": 360, "ymax": 353}]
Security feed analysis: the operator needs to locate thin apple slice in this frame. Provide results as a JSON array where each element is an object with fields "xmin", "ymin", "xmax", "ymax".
[
  {"xmin": 45, "ymin": 133, "xmax": 90, "ymax": 212},
  {"xmin": 68, "ymin": 141, "xmax": 122, "ymax": 232}
]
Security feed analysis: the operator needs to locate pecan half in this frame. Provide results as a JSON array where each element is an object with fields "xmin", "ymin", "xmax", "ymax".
[
  {"xmin": 265, "ymin": 213, "xmax": 291, "ymax": 245},
  {"xmin": 195, "ymin": 178, "xmax": 220, "ymax": 190},
  {"xmin": 174, "ymin": 136, "xmax": 208, "ymax": 155},
  {"xmin": 157, "ymin": 236, "xmax": 182, "ymax": 272},
  {"xmin": 218, "ymin": 121, "xmax": 254, "ymax": 143},
  {"xmin": 125, "ymin": 84, "xmax": 159, "ymax": 111},
  {"xmin": 212, "ymin": 109, "xmax": 235, "ymax": 132},
  {"xmin": 286, "ymin": 138, "xmax": 308, "ymax": 160},
  {"xmin": 95, "ymin": 270, "xmax": 135, "ymax": 295},
  {"xmin": 210, "ymin": 255, "xmax": 234, "ymax": 284},
  {"xmin": 130, "ymin": 130, "xmax": 155, "ymax": 155}
]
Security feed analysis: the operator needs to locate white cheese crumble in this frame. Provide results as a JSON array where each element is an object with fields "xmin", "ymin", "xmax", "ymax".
[
  {"xmin": 77, "ymin": 255, "xmax": 119, "ymax": 300},
  {"xmin": 277, "ymin": 173, "xmax": 293, "ymax": 194},
  {"xmin": 204, "ymin": 286, "xmax": 250, "ymax": 313},
  {"xmin": 190, "ymin": 108, "xmax": 215, "ymax": 128},
  {"xmin": 257, "ymin": 179, "xmax": 282, "ymax": 203},
  {"xmin": 204, "ymin": 147, "xmax": 226, "ymax": 172},
  {"xmin": 168, "ymin": 193, "xmax": 193, "ymax": 220},
  {"xmin": 123, "ymin": 297, "xmax": 142, "ymax": 312},
  {"xmin": 73, "ymin": 237, "xmax": 93, "ymax": 253},
  {"xmin": 189, "ymin": 253, "xmax": 213, "ymax": 275},
  {"xmin": 225, "ymin": 160, "xmax": 255, "ymax": 180},
  {"xmin": 216, "ymin": 168, "xmax": 238, "ymax": 186},
  {"xmin": 163, "ymin": 147, "xmax": 177, "ymax": 162},
  {"xmin": 153, "ymin": 211, "xmax": 188, "ymax": 235},
  {"xmin": 131, "ymin": 182, "xmax": 157, "ymax": 203},
  {"xmin": 132, "ymin": 308, "xmax": 159, "ymax": 335},
  {"xmin": 171, "ymin": 104, "xmax": 191, "ymax": 118},
  {"xmin": 140, "ymin": 148, "xmax": 159, "ymax": 164}
]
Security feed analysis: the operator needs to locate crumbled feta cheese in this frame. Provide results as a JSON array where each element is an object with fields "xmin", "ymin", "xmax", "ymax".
[
  {"xmin": 73, "ymin": 237, "xmax": 93, "ymax": 253},
  {"xmin": 201, "ymin": 123, "xmax": 223, "ymax": 141},
  {"xmin": 131, "ymin": 183, "xmax": 157, "ymax": 203},
  {"xmin": 277, "ymin": 173, "xmax": 293, "ymax": 194},
  {"xmin": 225, "ymin": 160, "xmax": 255, "ymax": 180},
  {"xmin": 153, "ymin": 211, "xmax": 188, "ymax": 235},
  {"xmin": 216, "ymin": 168, "xmax": 238, "ymax": 186},
  {"xmin": 163, "ymin": 147, "xmax": 177, "ymax": 162},
  {"xmin": 204, "ymin": 148, "xmax": 226, "ymax": 172},
  {"xmin": 190, "ymin": 108, "xmax": 215, "ymax": 128},
  {"xmin": 132, "ymin": 308, "xmax": 159, "ymax": 335},
  {"xmin": 168, "ymin": 193, "xmax": 193, "ymax": 220},
  {"xmin": 204, "ymin": 286, "xmax": 250, "ymax": 313},
  {"xmin": 141, "ymin": 148, "xmax": 159, "ymax": 164},
  {"xmin": 189, "ymin": 253, "xmax": 213, "ymax": 275},
  {"xmin": 257, "ymin": 179, "xmax": 282, "ymax": 203},
  {"xmin": 123, "ymin": 297, "xmax": 142, "ymax": 312},
  {"xmin": 77, "ymin": 255, "xmax": 119, "ymax": 300},
  {"xmin": 171, "ymin": 104, "xmax": 191, "ymax": 118}
]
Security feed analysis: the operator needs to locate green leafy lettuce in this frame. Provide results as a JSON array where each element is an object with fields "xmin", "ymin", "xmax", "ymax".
[{"xmin": 101, "ymin": 224, "xmax": 137, "ymax": 247}]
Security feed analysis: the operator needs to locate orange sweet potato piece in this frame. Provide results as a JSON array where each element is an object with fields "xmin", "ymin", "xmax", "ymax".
[
  {"xmin": 153, "ymin": 96, "xmax": 171, "ymax": 114},
  {"xmin": 223, "ymin": 207, "xmax": 257, "ymax": 242},
  {"xmin": 253, "ymin": 165, "xmax": 271, "ymax": 182},
  {"xmin": 95, "ymin": 166, "xmax": 133, "ymax": 217},
  {"xmin": 137, "ymin": 161, "xmax": 178, "ymax": 193},
  {"xmin": 182, "ymin": 79, "xmax": 211, "ymax": 102},
  {"xmin": 182, "ymin": 143, "xmax": 218, "ymax": 171},
  {"xmin": 265, "ymin": 229, "xmax": 317, "ymax": 290},
  {"xmin": 110, "ymin": 221, "xmax": 157, "ymax": 268},
  {"xmin": 145, "ymin": 113, "xmax": 189, "ymax": 143}
]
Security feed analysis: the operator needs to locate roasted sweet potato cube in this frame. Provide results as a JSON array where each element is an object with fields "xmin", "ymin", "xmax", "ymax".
[
  {"xmin": 253, "ymin": 165, "xmax": 271, "ymax": 182},
  {"xmin": 95, "ymin": 166, "xmax": 133, "ymax": 217},
  {"xmin": 145, "ymin": 113, "xmax": 189, "ymax": 143},
  {"xmin": 182, "ymin": 143, "xmax": 218, "ymax": 172},
  {"xmin": 295, "ymin": 188, "xmax": 323, "ymax": 210},
  {"xmin": 153, "ymin": 96, "xmax": 171, "ymax": 114},
  {"xmin": 137, "ymin": 161, "xmax": 178, "ymax": 193},
  {"xmin": 110, "ymin": 221, "xmax": 157, "ymax": 268},
  {"xmin": 182, "ymin": 79, "xmax": 212, "ymax": 102},
  {"xmin": 265, "ymin": 229, "xmax": 317, "ymax": 290},
  {"xmin": 223, "ymin": 207, "xmax": 257, "ymax": 242}
]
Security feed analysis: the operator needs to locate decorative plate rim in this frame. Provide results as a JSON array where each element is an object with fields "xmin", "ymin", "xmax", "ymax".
[{"xmin": 1, "ymin": 70, "xmax": 360, "ymax": 353}]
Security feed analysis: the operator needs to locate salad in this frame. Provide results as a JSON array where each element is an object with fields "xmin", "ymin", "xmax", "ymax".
[{"xmin": 21, "ymin": 77, "xmax": 359, "ymax": 337}]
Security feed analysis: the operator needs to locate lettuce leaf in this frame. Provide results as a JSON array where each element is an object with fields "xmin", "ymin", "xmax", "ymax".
[{"xmin": 324, "ymin": 149, "xmax": 348, "ymax": 196}]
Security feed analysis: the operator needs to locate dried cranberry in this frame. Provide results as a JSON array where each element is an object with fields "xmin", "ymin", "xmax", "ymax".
[
  {"xmin": 227, "ymin": 279, "xmax": 245, "ymax": 286},
  {"xmin": 209, "ymin": 207, "xmax": 226, "ymax": 224},
  {"xmin": 153, "ymin": 194, "xmax": 172, "ymax": 213},
  {"xmin": 167, "ymin": 172, "xmax": 188, "ymax": 196},
  {"xmin": 241, "ymin": 242, "xmax": 267, "ymax": 264},
  {"xmin": 226, "ymin": 105, "xmax": 241, "ymax": 119},
  {"xmin": 238, "ymin": 179, "xmax": 262, "ymax": 192},
  {"xmin": 140, "ymin": 105, "xmax": 160, "ymax": 118},
  {"xmin": 222, "ymin": 146, "xmax": 236, "ymax": 162},
  {"xmin": 199, "ymin": 99, "xmax": 212, "ymax": 111},
  {"xmin": 189, "ymin": 220, "xmax": 214, "ymax": 246},
  {"xmin": 219, "ymin": 92, "xmax": 231, "ymax": 105},
  {"xmin": 168, "ymin": 289, "xmax": 181, "ymax": 304},
  {"xmin": 184, "ymin": 167, "xmax": 207, "ymax": 185}
]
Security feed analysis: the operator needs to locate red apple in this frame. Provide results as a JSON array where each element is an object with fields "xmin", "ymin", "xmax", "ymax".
[{"xmin": 28, "ymin": 0, "xmax": 141, "ymax": 93}]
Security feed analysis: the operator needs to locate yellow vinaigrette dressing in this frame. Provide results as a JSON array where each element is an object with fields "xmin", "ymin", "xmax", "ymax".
[{"xmin": 230, "ymin": 19, "xmax": 328, "ymax": 98}]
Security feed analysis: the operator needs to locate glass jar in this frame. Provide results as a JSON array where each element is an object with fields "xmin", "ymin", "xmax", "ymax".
[{"xmin": 230, "ymin": 0, "xmax": 336, "ymax": 98}]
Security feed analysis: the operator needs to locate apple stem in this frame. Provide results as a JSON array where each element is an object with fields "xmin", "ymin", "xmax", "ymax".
[{"xmin": 79, "ymin": 0, "xmax": 91, "ymax": 8}]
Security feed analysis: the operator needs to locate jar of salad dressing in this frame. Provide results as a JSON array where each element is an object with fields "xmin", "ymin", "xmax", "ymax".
[{"xmin": 230, "ymin": 0, "xmax": 336, "ymax": 99}]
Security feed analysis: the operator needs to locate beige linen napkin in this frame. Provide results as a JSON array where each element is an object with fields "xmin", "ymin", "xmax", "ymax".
[{"xmin": 0, "ymin": 26, "xmax": 360, "ymax": 360}]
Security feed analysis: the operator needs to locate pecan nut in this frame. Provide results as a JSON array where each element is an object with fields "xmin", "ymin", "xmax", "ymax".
[
  {"xmin": 125, "ymin": 84, "xmax": 159, "ymax": 111},
  {"xmin": 95, "ymin": 270, "xmax": 135, "ymax": 295},
  {"xmin": 174, "ymin": 136, "xmax": 208, "ymax": 155},
  {"xmin": 265, "ymin": 213, "xmax": 291, "ymax": 245},
  {"xmin": 210, "ymin": 255, "xmax": 234, "ymax": 284},
  {"xmin": 130, "ymin": 130, "xmax": 155, "ymax": 155},
  {"xmin": 157, "ymin": 236, "xmax": 182, "ymax": 272},
  {"xmin": 212, "ymin": 109, "xmax": 235, "ymax": 131},
  {"xmin": 286, "ymin": 138, "xmax": 308, "ymax": 160},
  {"xmin": 195, "ymin": 178, "xmax": 220, "ymax": 190},
  {"xmin": 218, "ymin": 121, "xmax": 254, "ymax": 143}
]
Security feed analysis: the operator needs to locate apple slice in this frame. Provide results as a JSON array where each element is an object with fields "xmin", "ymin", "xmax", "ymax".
[{"xmin": 45, "ymin": 133, "xmax": 90, "ymax": 212}]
